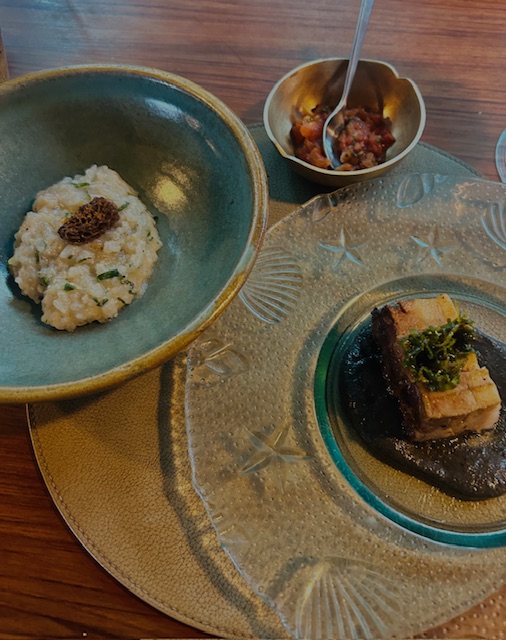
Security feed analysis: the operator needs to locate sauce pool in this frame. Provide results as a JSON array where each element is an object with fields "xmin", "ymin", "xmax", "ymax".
[{"xmin": 337, "ymin": 325, "xmax": 506, "ymax": 500}]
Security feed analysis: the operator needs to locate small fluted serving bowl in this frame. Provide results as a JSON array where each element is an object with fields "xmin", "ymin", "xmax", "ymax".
[
  {"xmin": 264, "ymin": 58, "xmax": 426, "ymax": 187},
  {"xmin": 0, "ymin": 64, "xmax": 268, "ymax": 402}
]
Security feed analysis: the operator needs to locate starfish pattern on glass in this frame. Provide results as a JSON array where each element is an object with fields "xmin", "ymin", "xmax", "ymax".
[
  {"xmin": 410, "ymin": 226, "xmax": 458, "ymax": 265},
  {"xmin": 241, "ymin": 423, "xmax": 311, "ymax": 491},
  {"xmin": 319, "ymin": 226, "xmax": 365, "ymax": 269}
]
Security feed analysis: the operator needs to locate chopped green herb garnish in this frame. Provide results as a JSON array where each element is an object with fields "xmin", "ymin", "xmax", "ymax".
[
  {"xmin": 97, "ymin": 269, "xmax": 121, "ymax": 281},
  {"xmin": 77, "ymin": 257, "xmax": 91, "ymax": 263},
  {"xmin": 93, "ymin": 297, "xmax": 109, "ymax": 307},
  {"xmin": 117, "ymin": 202, "xmax": 130, "ymax": 212},
  {"xmin": 64, "ymin": 283, "xmax": 76, "ymax": 291},
  {"xmin": 34, "ymin": 249, "xmax": 40, "ymax": 264},
  {"xmin": 400, "ymin": 314, "xmax": 475, "ymax": 391},
  {"xmin": 120, "ymin": 277, "xmax": 135, "ymax": 293},
  {"xmin": 39, "ymin": 276, "xmax": 49, "ymax": 286},
  {"xmin": 73, "ymin": 181, "xmax": 90, "ymax": 188},
  {"xmin": 64, "ymin": 211, "xmax": 72, "ymax": 219},
  {"xmin": 118, "ymin": 297, "xmax": 127, "ymax": 305}
]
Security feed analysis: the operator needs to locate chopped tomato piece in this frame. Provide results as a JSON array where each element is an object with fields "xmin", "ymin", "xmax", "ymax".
[{"xmin": 290, "ymin": 104, "xmax": 395, "ymax": 172}]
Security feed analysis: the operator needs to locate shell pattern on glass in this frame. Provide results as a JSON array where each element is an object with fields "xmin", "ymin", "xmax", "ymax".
[
  {"xmin": 294, "ymin": 557, "xmax": 402, "ymax": 640},
  {"xmin": 186, "ymin": 175, "xmax": 506, "ymax": 640},
  {"xmin": 238, "ymin": 247, "xmax": 303, "ymax": 324},
  {"xmin": 395, "ymin": 172, "xmax": 449, "ymax": 208}
]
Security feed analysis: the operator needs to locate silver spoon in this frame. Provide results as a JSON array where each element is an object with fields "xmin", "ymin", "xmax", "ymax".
[{"xmin": 322, "ymin": 0, "xmax": 375, "ymax": 168}]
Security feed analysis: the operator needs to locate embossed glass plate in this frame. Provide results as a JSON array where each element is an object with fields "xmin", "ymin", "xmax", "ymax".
[{"xmin": 185, "ymin": 174, "xmax": 506, "ymax": 640}]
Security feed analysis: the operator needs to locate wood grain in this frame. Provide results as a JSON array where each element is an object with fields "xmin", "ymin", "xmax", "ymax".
[
  {"xmin": 0, "ymin": 0, "xmax": 504, "ymax": 637},
  {"xmin": 0, "ymin": 28, "xmax": 8, "ymax": 81}
]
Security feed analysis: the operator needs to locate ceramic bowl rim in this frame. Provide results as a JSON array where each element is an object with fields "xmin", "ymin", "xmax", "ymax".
[
  {"xmin": 263, "ymin": 57, "xmax": 426, "ymax": 179},
  {"xmin": 0, "ymin": 63, "xmax": 268, "ymax": 402}
]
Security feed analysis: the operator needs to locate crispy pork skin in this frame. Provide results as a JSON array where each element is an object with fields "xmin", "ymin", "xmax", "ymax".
[{"xmin": 371, "ymin": 294, "xmax": 501, "ymax": 442}]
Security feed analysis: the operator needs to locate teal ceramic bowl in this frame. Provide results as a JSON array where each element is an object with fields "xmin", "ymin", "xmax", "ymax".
[{"xmin": 0, "ymin": 65, "xmax": 268, "ymax": 402}]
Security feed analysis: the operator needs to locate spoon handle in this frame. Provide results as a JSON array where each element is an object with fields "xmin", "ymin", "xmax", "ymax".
[
  {"xmin": 342, "ymin": 0, "xmax": 376, "ymax": 104},
  {"xmin": 322, "ymin": 0, "xmax": 375, "ymax": 167}
]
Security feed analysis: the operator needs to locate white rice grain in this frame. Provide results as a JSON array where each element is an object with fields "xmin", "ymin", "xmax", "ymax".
[{"xmin": 8, "ymin": 165, "xmax": 162, "ymax": 331}]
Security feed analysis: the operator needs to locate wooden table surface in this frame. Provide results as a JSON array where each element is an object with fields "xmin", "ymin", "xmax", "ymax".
[{"xmin": 0, "ymin": 1, "xmax": 504, "ymax": 638}]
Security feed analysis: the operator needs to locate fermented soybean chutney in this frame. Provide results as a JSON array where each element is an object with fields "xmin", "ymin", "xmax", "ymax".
[{"xmin": 290, "ymin": 104, "xmax": 395, "ymax": 170}]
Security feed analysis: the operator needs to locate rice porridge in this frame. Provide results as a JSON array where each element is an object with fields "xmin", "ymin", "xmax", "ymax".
[{"xmin": 8, "ymin": 165, "xmax": 162, "ymax": 331}]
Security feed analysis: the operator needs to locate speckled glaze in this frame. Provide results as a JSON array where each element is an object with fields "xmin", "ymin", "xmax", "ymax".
[{"xmin": 0, "ymin": 64, "xmax": 268, "ymax": 402}]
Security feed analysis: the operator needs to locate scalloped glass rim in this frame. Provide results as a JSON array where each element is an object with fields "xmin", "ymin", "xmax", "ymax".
[{"xmin": 314, "ymin": 279, "xmax": 506, "ymax": 549}]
